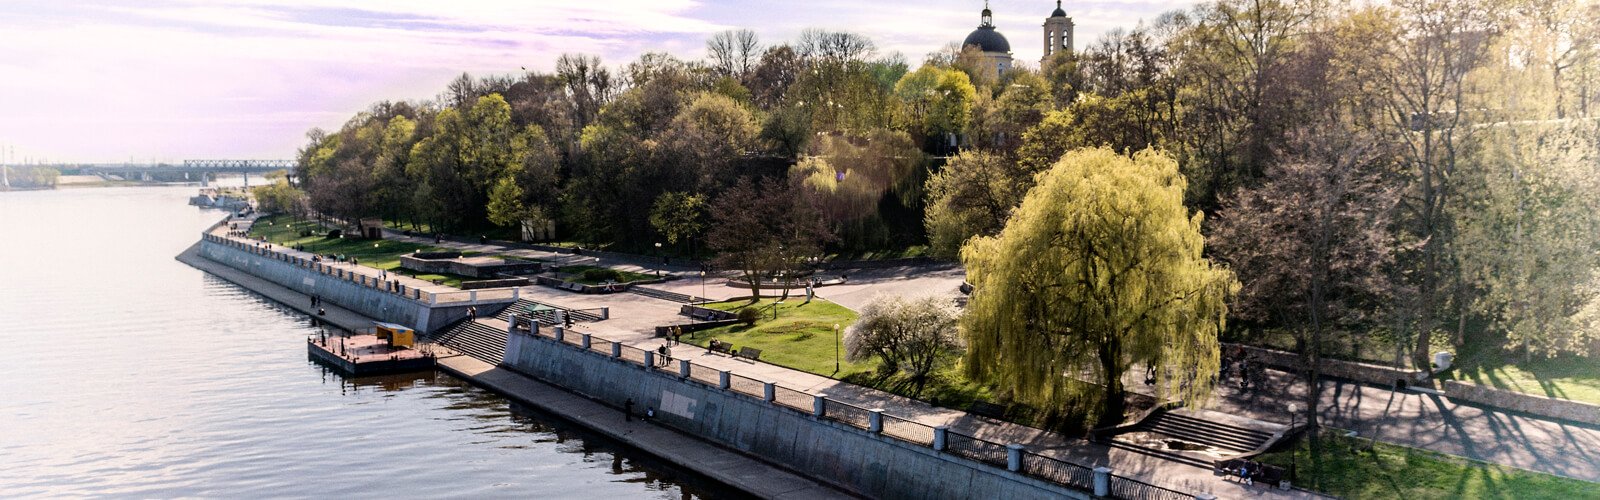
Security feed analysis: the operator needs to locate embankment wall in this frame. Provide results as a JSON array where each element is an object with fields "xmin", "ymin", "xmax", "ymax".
[
  {"xmin": 199, "ymin": 238, "xmax": 471, "ymax": 332},
  {"xmin": 502, "ymin": 329, "xmax": 1089, "ymax": 500}
]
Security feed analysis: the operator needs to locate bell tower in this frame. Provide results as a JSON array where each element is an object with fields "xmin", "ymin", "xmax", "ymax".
[{"xmin": 1042, "ymin": 1, "xmax": 1074, "ymax": 64}]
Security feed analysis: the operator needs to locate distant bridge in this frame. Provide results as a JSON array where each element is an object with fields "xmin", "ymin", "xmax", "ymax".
[
  {"xmin": 65, "ymin": 160, "xmax": 295, "ymax": 185},
  {"xmin": 180, "ymin": 159, "xmax": 296, "ymax": 170}
]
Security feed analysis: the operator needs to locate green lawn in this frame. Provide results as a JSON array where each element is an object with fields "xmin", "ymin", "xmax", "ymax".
[
  {"xmin": 687, "ymin": 298, "xmax": 1003, "ymax": 412},
  {"xmin": 1441, "ymin": 356, "xmax": 1600, "ymax": 406},
  {"xmin": 1255, "ymin": 430, "xmax": 1598, "ymax": 499},
  {"xmin": 822, "ymin": 245, "xmax": 932, "ymax": 262},
  {"xmin": 557, "ymin": 264, "xmax": 659, "ymax": 285},
  {"xmin": 686, "ymin": 298, "xmax": 872, "ymax": 377},
  {"xmin": 246, "ymin": 214, "xmax": 474, "ymax": 287}
]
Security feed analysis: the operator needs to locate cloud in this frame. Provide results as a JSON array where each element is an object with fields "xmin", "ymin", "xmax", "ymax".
[{"xmin": 0, "ymin": 0, "xmax": 1195, "ymax": 163}]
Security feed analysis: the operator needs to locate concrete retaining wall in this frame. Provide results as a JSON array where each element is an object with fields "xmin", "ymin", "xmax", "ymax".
[
  {"xmin": 1443, "ymin": 380, "xmax": 1600, "ymax": 426},
  {"xmin": 1230, "ymin": 343, "xmax": 1426, "ymax": 387},
  {"xmin": 502, "ymin": 330, "xmax": 1088, "ymax": 500},
  {"xmin": 200, "ymin": 239, "xmax": 474, "ymax": 333}
]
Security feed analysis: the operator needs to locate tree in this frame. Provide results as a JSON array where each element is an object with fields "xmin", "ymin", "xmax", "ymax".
[
  {"xmin": 1375, "ymin": 0, "xmax": 1496, "ymax": 369},
  {"xmin": 483, "ymin": 171, "xmax": 547, "ymax": 240},
  {"xmin": 649, "ymin": 191, "xmax": 708, "ymax": 255},
  {"xmin": 252, "ymin": 178, "xmax": 308, "ymax": 218},
  {"xmin": 707, "ymin": 29, "xmax": 761, "ymax": 78},
  {"xmin": 707, "ymin": 177, "xmax": 833, "ymax": 301},
  {"xmin": 892, "ymin": 65, "xmax": 978, "ymax": 145},
  {"xmin": 961, "ymin": 148, "xmax": 1236, "ymax": 424},
  {"xmin": 661, "ymin": 92, "xmax": 761, "ymax": 190},
  {"xmin": 846, "ymin": 295, "xmax": 962, "ymax": 394},
  {"xmin": 923, "ymin": 150, "xmax": 1031, "ymax": 257},
  {"xmin": 1457, "ymin": 122, "xmax": 1600, "ymax": 360},
  {"xmin": 1211, "ymin": 135, "xmax": 1399, "ymax": 485}
]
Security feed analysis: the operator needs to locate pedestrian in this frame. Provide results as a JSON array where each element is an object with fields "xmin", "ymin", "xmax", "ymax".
[
  {"xmin": 468, "ymin": 306, "xmax": 477, "ymax": 320},
  {"xmin": 318, "ymin": 307, "xmax": 326, "ymax": 317},
  {"xmin": 624, "ymin": 398, "xmax": 635, "ymax": 422},
  {"xmin": 645, "ymin": 407, "xmax": 655, "ymax": 421}
]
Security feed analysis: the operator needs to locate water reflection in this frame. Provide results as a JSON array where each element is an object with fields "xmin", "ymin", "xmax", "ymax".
[{"xmin": 0, "ymin": 186, "xmax": 731, "ymax": 499}]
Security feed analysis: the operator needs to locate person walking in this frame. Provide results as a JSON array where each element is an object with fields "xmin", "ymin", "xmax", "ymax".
[{"xmin": 468, "ymin": 306, "xmax": 477, "ymax": 321}]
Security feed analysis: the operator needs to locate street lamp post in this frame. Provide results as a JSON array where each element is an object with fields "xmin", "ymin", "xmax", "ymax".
[
  {"xmin": 654, "ymin": 242, "xmax": 662, "ymax": 276},
  {"xmin": 1288, "ymin": 402, "xmax": 1300, "ymax": 482}
]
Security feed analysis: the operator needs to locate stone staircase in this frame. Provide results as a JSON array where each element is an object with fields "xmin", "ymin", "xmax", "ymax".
[
  {"xmin": 630, "ymin": 286, "xmax": 705, "ymax": 304},
  {"xmin": 1108, "ymin": 410, "xmax": 1277, "ymax": 469},
  {"xmin": 494, "ymin": 298, "xmax": 603, "ymax": 324},
  {"xmin": 433, "ymin": 320, "xmax": 508, "ymax": 363}
]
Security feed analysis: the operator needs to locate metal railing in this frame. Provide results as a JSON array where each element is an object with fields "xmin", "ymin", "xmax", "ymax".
[
  {"xmin": 687, "ymin": 361, "xmax": 721, "ymax": 385},
  {"xmin": 618, "ymin": 344, "xmax": 648, "ymax": 365},
  {"xmin": 771, "ymin": 385, "xmax": 813, "ymax": 412},
  {"xmin": 945, "ymin": 431, "xmax": 1010, "ymax": 468},
  {"xmin": 823, "ymin": 399, "xmax": 873, "ymax": 428},
  {"xmin": 881, "ymin": 413, "xmax": 936, "ymax": 446},
  {"xmin": 1021, "ymin": 452, "xmax": 1096, "ymax": 491},
  {"xmin": 727, "ymin": 372, "xmax": 766, "ymax": 398},
  {"xmin": 1109, "ymin": 475, "xmax": 1193, "ymax": 500}
]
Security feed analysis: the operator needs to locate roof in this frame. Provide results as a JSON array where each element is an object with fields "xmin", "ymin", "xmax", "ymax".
[
  {"xmin": 963, "ymin": 26, "xmax": 1011, "ymax": 53},
  {"xmin": 1052, "ymin": 1, "xmax": 1067, "ymax": 17}
]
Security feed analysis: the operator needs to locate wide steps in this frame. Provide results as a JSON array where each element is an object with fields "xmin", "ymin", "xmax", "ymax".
[
  {"xmin": 434, "ymin": 320, "xmax": 508, "ymax": 363},
  {"xmin": 1106, "ymin": 440, "xmax": 1213, "ymax": 470},
  {"xmin": 1134, "ymin": 412, "xmax": 1273, "ymax": 454},
  {"xmin": 493, "ymin": 299, "xmax": 603, "ymax": 325}
]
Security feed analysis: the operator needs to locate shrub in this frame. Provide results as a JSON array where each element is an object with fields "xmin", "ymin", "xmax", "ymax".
[
  {"xmin": 582, "ymin": 268, "xmax": 623, "ymax": 282},
  {"xmin": 737, "ymin": 307, "xmax": 761, "ymax": 326}
]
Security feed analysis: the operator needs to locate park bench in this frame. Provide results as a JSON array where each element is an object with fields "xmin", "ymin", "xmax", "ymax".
[
  {"xmin": 735, "ymin": 347, "xmax": 762, "ymax": 362},
  {"xmin": 1256, "ymin": 464, "xmax": 1285, "ymax": 486},
  {"xmin": 709, "ymin": 341, "xmax": 734, "ymax": 356},
  {"xmin": 967, "ymin": 401, "xmax": 1012, "ymax": 420}
]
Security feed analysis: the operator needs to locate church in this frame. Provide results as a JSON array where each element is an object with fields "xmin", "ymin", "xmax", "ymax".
[{"xmin": 960, "ymin": 1, "xmax": 1075, "ymax": 79}]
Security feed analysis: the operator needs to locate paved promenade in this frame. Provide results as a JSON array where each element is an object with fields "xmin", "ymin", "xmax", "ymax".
[{"xmin": 203, "ymin": 220, "xmax": 1599, "ymax": 493}]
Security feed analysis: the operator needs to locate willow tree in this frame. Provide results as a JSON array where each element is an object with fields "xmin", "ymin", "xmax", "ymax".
[{"xmin": 961, "ymin": 148, "xmax": 1236, "ymax": 424}]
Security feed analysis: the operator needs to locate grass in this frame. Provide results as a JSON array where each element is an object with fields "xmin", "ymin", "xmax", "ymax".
[
  {"xmin": 822, "ymin": 245, "xmax": 932, "ymax": 262},
  {"xmin": 247, "ymin": 214, "xmax": 474, "ymax": 287},
  {"xmin": 556, "ymin": 264, "xmax": 659, "ymax": 285},
  {"xmin": 687, "ymin": 298, "xmax": 1074, "ymax": 430},
  {"xmin": 685, "ymin": 298, "xmax": 872, "ymax": 377},
  {"xmin": 1440, "ymin": 356, "xmax": 1600, "ymax": 406},
  {"xmin": 1255, "ymin": 430, "xmax": 1598, "ymax": 499}
]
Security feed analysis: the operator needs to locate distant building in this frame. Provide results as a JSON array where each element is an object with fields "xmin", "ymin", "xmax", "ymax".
[
  {"xmin": 959, "ymin": 2, "xmax": 1078, "ymax": 79},
  {"xmin": 962, "ymin": 2, "xmax": 1013, "ymax": 80},
  {"xmin": 1042, "ymin": 1, "xmax": 1075, "ymax": 64}
]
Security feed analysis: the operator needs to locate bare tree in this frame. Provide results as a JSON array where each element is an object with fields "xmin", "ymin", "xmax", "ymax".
[
  {"xmin": 797, "ymin": 28, "xmax": 876, "ymax": 63},
  {"xmin": 1375, "ymin": 0, "xmax": 1496, "ymax": 370},
  {"xmin": 555, "ymin": 54, "xmax": 617, "ymax": 132},
  {"xmin": 707, "ymin": 29, "xmax": 761, "ymax": 78},
  {"xmin": 1212, "ymin": 133, "xmax": 1400, "ymax": 487}
]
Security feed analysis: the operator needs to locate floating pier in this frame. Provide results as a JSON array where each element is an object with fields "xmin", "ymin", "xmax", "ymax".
[{"xmin": 308, "ymin": 322, "xmax": 435, "ymax": 376}]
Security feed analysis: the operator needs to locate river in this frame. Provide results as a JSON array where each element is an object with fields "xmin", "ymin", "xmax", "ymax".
[{"xmin": 0, "ymin": 185, "xmax": 731, "ymax": 498}]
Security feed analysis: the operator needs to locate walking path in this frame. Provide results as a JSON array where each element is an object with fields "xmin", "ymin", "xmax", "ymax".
[
  {"xmin": 227, "ymin": 221, "xmax": 1599, "ymax": 492},
  {"xmin": 1197, "ymin": 366, "xmax": 1600, "ymax": 482}
]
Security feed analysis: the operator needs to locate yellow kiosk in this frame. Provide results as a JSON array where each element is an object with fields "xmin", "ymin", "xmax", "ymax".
[{"xmin": 373, "ymin": 322, "xmax": 416, "ymax": 348}]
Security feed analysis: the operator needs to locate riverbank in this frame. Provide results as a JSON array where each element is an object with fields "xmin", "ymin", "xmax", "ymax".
[{"xmin": 177, "ymin": 241, "xmax": 848, "ymax": 499}]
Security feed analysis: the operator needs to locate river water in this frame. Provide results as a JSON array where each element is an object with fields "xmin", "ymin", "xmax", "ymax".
[{"xmin": 0, "ymin": 185, "xmax": 728, "ymax": 498}]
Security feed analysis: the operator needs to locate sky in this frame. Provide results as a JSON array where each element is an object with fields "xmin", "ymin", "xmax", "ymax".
[{"xmin": 0, "ymin": 0, "xmax": 1196, "ymax": 164}]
